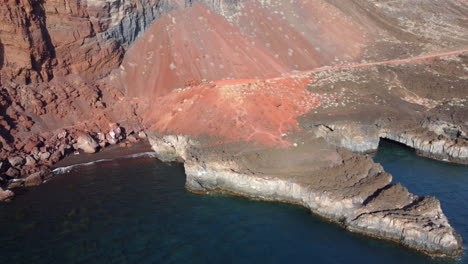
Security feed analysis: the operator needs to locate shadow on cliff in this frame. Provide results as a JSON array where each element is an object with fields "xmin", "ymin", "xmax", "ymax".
[
  {"xmin": 0, "ymin": 40, "xmax": 17, "ymax": 145},
  {"xmin": 27, "ymin": 0, "xmax": 56, "ymax": 83},
  {"xmin": 0, "ymin": 40, "xmax": 4, "ymax": 71}
]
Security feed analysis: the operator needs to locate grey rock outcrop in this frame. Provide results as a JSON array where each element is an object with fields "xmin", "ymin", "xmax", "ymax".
[{"xmin": 309, "ymin": 121, "xmax": 468, "ymax": 164}]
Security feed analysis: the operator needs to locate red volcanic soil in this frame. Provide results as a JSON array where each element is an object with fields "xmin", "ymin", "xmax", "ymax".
[
  {"xmin": 142, "ymin": 48, "xmax": 468, "ymax": 147},
  {"xmin": 120, "ymin": 2, "xmax": 368, "ymax": 146},
  {"xmin": 122, "ymin": 3, "xmax": 290, "ymax": 98},
  {"xmin": 144, "ymin": 73, "xmax": 330, "ymax": 147},
  {"xmin": 121, "ymin": 2, "xmax": 467, "ymax": 148},
  {"xmin": 235, "ymin": 0, "xmax": 369, "ymax": 69},
  {"xmin": 121, "ymin": 1, "xmax": 370, "ymax": 99}
]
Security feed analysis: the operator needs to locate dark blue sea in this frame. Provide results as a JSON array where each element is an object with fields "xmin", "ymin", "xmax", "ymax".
[{"xmin": 0, "ymin": 140, "xmax": 467, "ymax": 263}]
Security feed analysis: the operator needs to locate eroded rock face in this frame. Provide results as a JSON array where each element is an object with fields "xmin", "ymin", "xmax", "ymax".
[
  {"xmin": 0, "ymin": 0, "xmax": 167, "ymax": 84},
  {"xmin": 296, "ymin": 54, "xmax": 468, "ymax": 163},
  {"xmin": 147, "ymin": 133, "xmax": 463, "ymax": 257},
  {"xmin": 0, "ymin": 0, "xmax": 54, "ymax": 84}
]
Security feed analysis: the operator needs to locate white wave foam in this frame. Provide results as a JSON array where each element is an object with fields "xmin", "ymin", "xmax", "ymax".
[{"xmin": 52, "ymin": 152, "xmax": 158, "ymax": 175}]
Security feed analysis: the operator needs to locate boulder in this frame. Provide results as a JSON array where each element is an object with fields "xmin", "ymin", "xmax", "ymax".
[
  {"xmin": 25, "ymin": 171, "xmax": 45, "ymax": 186},
  {"xmin": 56, "ymin": 130, "xmax": 67, "ymax": 139},
  {"xmin": 5, "ymin": 167, "xmax": 19, "ymax": 178},
  {"xmin": 23, "ymin": 139, "xmax": 40, "ymax": 153},
  {"xmin": 38, "ymin": 151, "xmax": 51, "ymax": 161},
  {"xmin": 49, "ymin": 150, "xmax": 63, "ymax": 163},
  {"xmin": 0, "ymin": 188, "xmax": 14, "ymax": 201},
  {"xmin": 25, "ymin": 155, "xmax": 37, "ymax": 166},
  {"xmin": 76, "ymin": 134, "xmax": 99, "ymax": 154},
  {"xmin": 138, "ymin": 131, "xmax": 147, "ymax": 139},
  {"xmin": 127, "ymin": 135, "xmax": 139, "ymax": 143},
  {"xmin": 8, "ymin": 156, "xmax": 24, "ymax": 167},
  {"xmin": 97, "ymin": 132, "xmax": 106, "ymax": 142},
  {"xmin": 106, "ymin": 133, "xmax": 118, "ymax": 145}
]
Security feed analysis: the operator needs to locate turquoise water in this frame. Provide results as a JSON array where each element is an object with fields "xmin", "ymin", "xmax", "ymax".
[{"xmin": 0, "ymin": 140, "xmax": 466, "ymax": 263}]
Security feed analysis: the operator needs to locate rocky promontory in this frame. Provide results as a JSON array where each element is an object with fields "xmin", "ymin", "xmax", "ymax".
[{"xmin": 147, "ymin": 133, "xmax": 463, "ymax": 257}]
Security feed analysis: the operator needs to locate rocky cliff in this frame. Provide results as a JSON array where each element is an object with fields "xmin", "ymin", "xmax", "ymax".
[
  {"xmin": 0, "ymin": 0, "xmax": 173, "ymax": 84},
  {"xmin": 0, "ymin": 0, "xmax": 467, "ymax": 258}
]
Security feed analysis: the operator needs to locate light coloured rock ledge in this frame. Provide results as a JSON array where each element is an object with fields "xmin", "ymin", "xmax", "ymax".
[
  {"xmin": 312, "ymin": 122, "xmax": 468, "ymax": 164},
  {"xmin": 382, "ymin": 130, "xmax": 468, "ymax": 164},
  {"xmin": 148, "ymin": 133, "xmax": 463, "ymax": 258}
]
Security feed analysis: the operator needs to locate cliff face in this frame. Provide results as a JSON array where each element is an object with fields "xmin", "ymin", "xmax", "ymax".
[
  {"xmin": 3, "ymin": 0, "xmax": 468, "ymax": 85},
  {"xmin": 0, "ymin": 0, "xmax": 54, "ymax": 84},
  {"xmin": 0, "ymin": 0, "xmax": 172, "ymax": 84}
]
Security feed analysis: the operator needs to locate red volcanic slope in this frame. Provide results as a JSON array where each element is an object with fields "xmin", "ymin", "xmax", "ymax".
[
  {"xmin": 119, "ymin": 2, "xmax": 369, "ymax": 146},
  {"xmin": 122, "ymin": 3, "xmax": 290, "ymax": 98},
  {"xmin": 235, "ymin": 0, "xmax": 368, "ymax": 69},
  {"xmin": 143, "ymin": 48, "xmax": 468, "ymax": 146},
  {"xmin": 121, "ymin": 1, "xmax": 370, "ymax": 98},
  {"xmin": 144, "ymin": 73, "xmax": 332, "ymax": 147}
]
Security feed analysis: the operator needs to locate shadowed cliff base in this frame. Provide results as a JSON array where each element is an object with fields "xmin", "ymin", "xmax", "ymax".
[{"xmin": 0, "ymin": 40, "xmax": 4, "ymax": 71}]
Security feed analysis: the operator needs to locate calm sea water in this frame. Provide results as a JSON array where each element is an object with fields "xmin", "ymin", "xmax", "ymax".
[{"xmin": 0, "ymin": 140, "xmax": 467, "ymax": 264}]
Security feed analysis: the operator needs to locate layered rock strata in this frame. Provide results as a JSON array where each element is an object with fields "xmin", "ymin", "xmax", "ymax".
[
  {"xmin": 147, "ymin": 134, "xmax": 463, "ymax": 257},
  {"xmin": 0, "ymin": 0, "xmax": 173, "ymax": 84},
  {"xmin": 297, "ymin": 53, "xmax": 468, "ymax": 163}
]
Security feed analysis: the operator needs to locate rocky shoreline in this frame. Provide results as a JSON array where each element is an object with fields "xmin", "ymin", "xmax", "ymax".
[
  {"xmin": 147, "ymin": 134, "xmax": 464, "ymax": 258},
  {"xmin": 0, "ymin": 123, "xmax": 148, "ymax": 201}
]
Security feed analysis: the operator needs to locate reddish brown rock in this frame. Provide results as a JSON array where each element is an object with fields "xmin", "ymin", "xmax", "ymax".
[
  {"xmin": 0, "ymin": 188, "xmax": 14, "ymax": 201},
  {"xmin": 0, "ymin": 0, "xmax": 54, "ymax": 84},
  {"xmin": 23, "ymin": 136, "xmax": 41, "ymax": 153},
  {"xmin": 5, "ymin": 167, "xmax": 20, "ymax": 178},
  {"xmin": 126, "ymin": 135, "xmax": 139, "ymax": 143}
]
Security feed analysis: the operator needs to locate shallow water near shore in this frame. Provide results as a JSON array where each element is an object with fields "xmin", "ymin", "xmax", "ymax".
[{"xmin": 0, "ymin": 140, "xmax": 467, "ymax": 263}]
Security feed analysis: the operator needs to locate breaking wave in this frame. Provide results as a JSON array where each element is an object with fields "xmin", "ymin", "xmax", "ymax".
[{"xmin": 52, "ymin": 152, "xmax": 158, "ymax": 175}]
